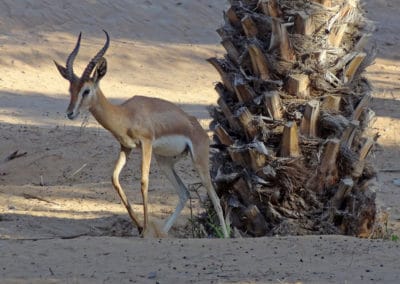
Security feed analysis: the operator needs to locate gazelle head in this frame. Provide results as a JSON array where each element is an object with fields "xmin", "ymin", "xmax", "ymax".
[{"xmin": 54, "ymin": 30, "xmax": 110, "ymax": 120}]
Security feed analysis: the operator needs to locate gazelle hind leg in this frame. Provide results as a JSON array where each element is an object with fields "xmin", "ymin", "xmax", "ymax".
[
  {"xmin": 190, "ymin": 144, "xmax": 229, "ymax": 238},
  {"xmin": 155, "ymin": 154, "xmax": 189, "ymax": 233},
  {"xmin": 140, "ymin": 139, "xmax": 153, "ymax": 235}
]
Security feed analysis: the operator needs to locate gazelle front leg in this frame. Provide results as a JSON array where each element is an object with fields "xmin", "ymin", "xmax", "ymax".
[{"xmin": 112, "ymin": 145, "xmax": 143, "ymax": 233}]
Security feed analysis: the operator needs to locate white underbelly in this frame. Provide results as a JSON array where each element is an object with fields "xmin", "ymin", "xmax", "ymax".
[{"xmin": 152, "ymin": 135, "xmax": 191, "ymax": 157}]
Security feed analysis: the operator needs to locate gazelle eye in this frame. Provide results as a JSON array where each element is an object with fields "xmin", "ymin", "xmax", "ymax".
[{"xmin": 82, "ymin": 89, "xmax": 90, "ymax": 97}]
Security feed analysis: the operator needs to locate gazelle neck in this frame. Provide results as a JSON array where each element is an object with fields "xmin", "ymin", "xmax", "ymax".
[{"xmin": 89, "ymin": 88, "xmax": 125, "ymax": 133}]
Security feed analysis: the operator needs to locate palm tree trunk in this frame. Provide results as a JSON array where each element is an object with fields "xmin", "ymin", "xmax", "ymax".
[{"xmin": 208, "ymin": 0, "xmax": 386, "ymax": 237}]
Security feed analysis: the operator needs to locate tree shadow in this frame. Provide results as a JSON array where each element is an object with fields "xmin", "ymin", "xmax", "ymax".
[
  {"xmin": 0, "ymin": 213, "xmax": 140, "ymax": 240},
  {"xmin": 0, "ymin": 0, "xmax": 226, "ymax": 69},
  {"xmin": 0, "ymin": 90, "xmax": 214, "ymax": 129},
  {"xmin": 0, "ymin": 0, "xmax": 225, "ymax": 43},
  {"xmin": 364, "ymin": 0, "xmax": 400, "ymax": 62}
]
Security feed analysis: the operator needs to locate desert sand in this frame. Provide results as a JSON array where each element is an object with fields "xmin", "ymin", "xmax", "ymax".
[{"xmin": 0, "ymin": 0, "xmax": 399, "ymax": 283}]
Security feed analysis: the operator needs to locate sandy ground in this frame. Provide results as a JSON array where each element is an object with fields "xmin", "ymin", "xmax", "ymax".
[{"xmin": 0, "ymin": 0, "xmax": 399, "ymax": 283}]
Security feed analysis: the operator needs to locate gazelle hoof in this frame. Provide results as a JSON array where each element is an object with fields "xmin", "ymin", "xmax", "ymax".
[{"xmin": 141, "ymin": 219, "xmax": 169, "ymax": 238}]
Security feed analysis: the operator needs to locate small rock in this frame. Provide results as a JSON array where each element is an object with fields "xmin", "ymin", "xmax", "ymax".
[
  {"xmin": 392, "ymin": 178, "xmax": 400, "ymax": 186},
  {"xmin": 147, "ymin": 271, "xmax": 157, "ymax": 279}
]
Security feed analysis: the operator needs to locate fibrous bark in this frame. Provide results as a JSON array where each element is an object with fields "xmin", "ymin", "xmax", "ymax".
[{"xmin": 208, "ymin": 0, "xmax": 385, "ymax": 238}]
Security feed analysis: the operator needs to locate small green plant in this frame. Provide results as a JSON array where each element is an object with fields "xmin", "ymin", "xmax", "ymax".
[
  {"xmin": 203, "ymin": 210, "xmax": 231, "ymax": 238},
  {"xmin": 187, "ymin": 183, "xmax": 231, "ymax": 238},
  {"xmin": 391, "ymin": 234, "xmax": 399, "ymax": 242}
]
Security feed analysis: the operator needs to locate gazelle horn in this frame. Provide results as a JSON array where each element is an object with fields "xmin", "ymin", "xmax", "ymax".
[
  {"xmin": 81, "ymin": 30, "xmax": 110, "ymax": 81},
  {"xmin": 66, "ymin": 32, "xmax": 82, "ymax": 81}
]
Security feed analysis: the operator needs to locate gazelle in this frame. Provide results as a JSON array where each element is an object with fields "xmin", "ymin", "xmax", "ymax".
[{"xmin": 54, "ymin": 31, "xmax": 228, "ymax": 238}]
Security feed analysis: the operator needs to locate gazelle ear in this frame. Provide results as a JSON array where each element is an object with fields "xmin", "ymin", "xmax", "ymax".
[
  {"xmin": 93, "ymin": 57, "xmax": 107, "ymax": 84},
  {"xmin": 54, "ymin": 60, "xmax": 70, "ymax": 81}
]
